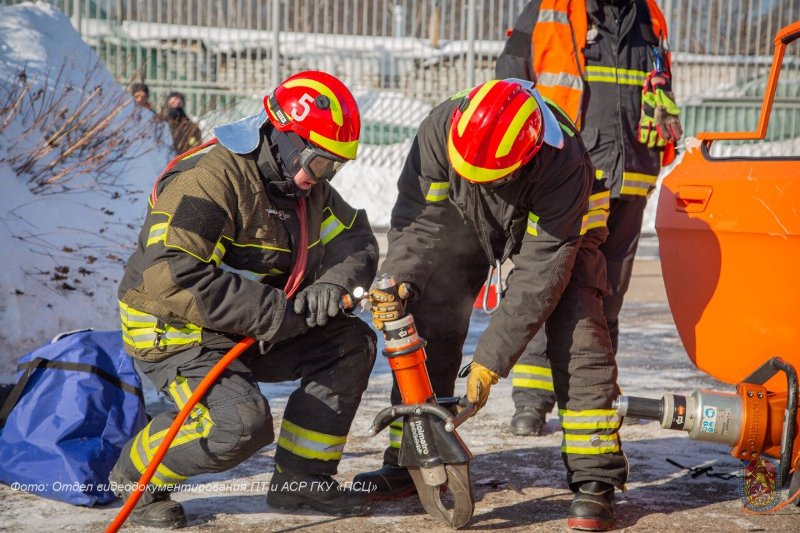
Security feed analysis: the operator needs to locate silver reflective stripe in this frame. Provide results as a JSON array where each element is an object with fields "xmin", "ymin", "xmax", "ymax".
[
  {"xmin": 425, "ymin": 181, "xmax": 450, "ymax": 202},
  {"xmin": 538, "ymin": 9, "xmax": 569, "ymax": 24},
  {"xmin": 277, "ymin": 419, "xmax": 347, "ymax": 461},
  {"xmin": 560, "ymin": 409, "xmax": 621, "ymax": 433},
  {"xmin": 526, "ymin": 212, "xmax": 540, "ymax": 237},
  {"xmin": 511, "ymin": 364, "xmax": 554, "ymax": 391},
  {"xmin": 218, "ymin": 262, "xmax": 267, "ymax": 282},
  {"xmin": 320, "ymin": 213, "xmax": 346, "ymax": 244},
  {"xmin": 537, "ymin": 71, "xmax": 583, "ymax": 91},
  {"xmin": 561, "ymin": 433, "xmax": 620, "ymax": 454}
]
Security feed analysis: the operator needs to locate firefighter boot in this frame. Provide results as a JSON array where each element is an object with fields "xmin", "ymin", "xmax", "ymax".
[
  {"xmin": 567, "ymin": 481, "xmax": 615, "ymax": 531},
  {"xmin": 267, "ymin": 465, "xmax": 371, "ymax": 517},
  {"xmin": 510, "ymin": 406, "xmax": 548, "ymax": 436},
  {"xmin": 109, "ymin": 462, "xmax": 187, "ymax": 529},
  {"xmin": 352, "ymin": 463, "xmax": 417, "ymax": 501}
]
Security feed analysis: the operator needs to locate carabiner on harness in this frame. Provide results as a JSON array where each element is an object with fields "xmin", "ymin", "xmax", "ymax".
[{"xmin": 481, "ymin": 259, "xmax": 504, "ymax": 314}]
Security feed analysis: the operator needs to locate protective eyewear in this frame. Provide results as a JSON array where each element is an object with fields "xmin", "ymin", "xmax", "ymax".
[{"xmin": 273, "ymin": 130, "xmax": 347, "ymax": 182}]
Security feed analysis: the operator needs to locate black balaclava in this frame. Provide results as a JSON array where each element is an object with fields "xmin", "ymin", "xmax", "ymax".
[{"xmin": 255, "ymin": 127, "xmax": 311, "ymax": 199}]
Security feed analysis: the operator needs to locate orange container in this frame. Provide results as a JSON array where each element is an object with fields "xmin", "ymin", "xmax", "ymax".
[{"xmin": 656, "ymin": 22, "xmax": 800, "ymax": 391}]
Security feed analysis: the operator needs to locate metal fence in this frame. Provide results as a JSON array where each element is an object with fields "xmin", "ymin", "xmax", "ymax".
[{"xmin": 3, "ymin": 0, "xmax": 799, "ymax": 152}]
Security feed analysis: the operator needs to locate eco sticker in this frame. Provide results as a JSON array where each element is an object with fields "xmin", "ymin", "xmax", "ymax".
[{"xmin": 700, "ymin": 405, "xmax": 717, "ymax": 433}]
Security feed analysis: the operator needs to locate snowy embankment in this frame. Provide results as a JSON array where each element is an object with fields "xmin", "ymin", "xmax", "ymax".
[{"xmin": 0, "ymin": 3, "xmax": 172, "ymax": 372}]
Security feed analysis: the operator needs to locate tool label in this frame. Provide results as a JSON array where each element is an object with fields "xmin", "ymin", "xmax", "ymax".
[{"xmin": 700, "ymin": 405, "xmax": 717, "ymax": 433}]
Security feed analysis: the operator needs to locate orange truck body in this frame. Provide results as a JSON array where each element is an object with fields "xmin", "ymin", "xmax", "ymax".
[{"xmin": 656, "ymin": 22, "xmax": 800, "ymax": 392}]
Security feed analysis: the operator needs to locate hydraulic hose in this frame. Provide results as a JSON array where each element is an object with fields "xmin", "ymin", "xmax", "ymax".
[{"xmin": 106, "ymin": 199, "xmax": 308, "ymax": 533}]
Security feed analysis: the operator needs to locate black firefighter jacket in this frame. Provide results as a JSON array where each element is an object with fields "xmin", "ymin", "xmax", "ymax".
[
  {"xmin": 381, "ymin": 96, "xmax": 595, "ymax": 377},
  {"xmin": 118, "ymin": 131, "xmax": 378, "ymax": 361},
  {"xmin": 496, "ymin": 0, "xmax": 664, "ymax": 198}
]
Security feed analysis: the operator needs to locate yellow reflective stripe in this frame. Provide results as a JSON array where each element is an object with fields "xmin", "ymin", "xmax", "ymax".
[
  {"xmin": 129, "ymin": 423, "xmax": 188, "ymax": 486},
  {"xmin": 119, "ymin": 302, "xmax": 158, "ymax": 328},
  {"xmin": 595, "ymin": 169, "xmax": 605, "ymax": 180},
  {"xmin": 561, "ymin": 433, "xmax": 620, "ymax": 454},
  {"xmin": 526, "ymin": 212, "xmax": 540, "ymax": 236},
  {"xmin": 560, "ymin": 408, "xmax": 621, "ymax": 431},
  {"xmin": 389, "ymin": 420, "xmax": 403, "ymax": 449},
  {"xmin": 458, "ymin": 80, "xmax": 497, "ymax": 137},
  {"xmin": 513, "ymin": 364, "xmax": 551, "ymax": 377},
  {"xmin": 277, "ymin": 419, "xmax": 347, "ymax": 461},
  {"xmin": 320, "ymin": 214, "xmax": 345, "ymax": 244},
  {"xmin": 425, "ymin": 181, "xmax": 450, "ymax": 202},
  {"xmin": 584, "ymin": 191, "xmax": 610, "ymax": 231},
  {"xmin": 448, "ymin": 129, "xmax": 520, "ymax": 182},
  {"xmin": 512, "ymin": 378, "xmax": 555, "ymax": 391},
  {"xmin": 320, "ymin": 207, "xmax": 359, "ymax": 245},
  {"xmin": 146, "ymin": 222, "xmax": 168, "ymax": 247},
  {"xmin": 585, "ymin": 210, "xmax": 609, "ymax": 231},
  {"xmin": 620, "ymin": 172, "xmax": 658, "ymax": 196},
  {"xmin": 497, "ymin": 96, "xmax": 538, "ymax": 158},
  {"xmin": 285, "ymin": 78, "xmax": 343, "ymax": 126},
  {"xmin": 585, "ymin": 66, "xmax": 647, "ymax": 86},
  {"xmin": 588, "ymin": 191, "xmax": 610, "ymax": 210},
  {"xmin": 559, "ymin": 408, "xmax": 618, "ymax": 417},
  {"xmin": 309, "ymin": 131, "xmax": 358, "ymax": 160},
  {"xmin": 210, "ymin": 240, "xmax": 226, "ymax": 266}
]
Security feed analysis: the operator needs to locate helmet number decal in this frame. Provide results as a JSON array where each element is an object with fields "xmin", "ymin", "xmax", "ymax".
[{"xmin": 290, "ymin": 93, "xmax": 314, "ymax": 122}]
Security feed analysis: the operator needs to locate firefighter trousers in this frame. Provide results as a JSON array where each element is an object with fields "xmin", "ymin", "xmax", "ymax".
[
  {"xmin": 512, "ymin": 196, "xmax": 646, "ymax": 416},
  {"xmin": 384, "ymin": 225, "xmax": 627, "ymax": 490},
  {"xmin": 114, "ymin": 314, "xmax": 376, "ymax": 488}
]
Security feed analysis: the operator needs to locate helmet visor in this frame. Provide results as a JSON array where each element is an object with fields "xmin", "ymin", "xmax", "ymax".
[{"xmin": 300, "ymin": 146, "xmax": 348, "ymax": 182}]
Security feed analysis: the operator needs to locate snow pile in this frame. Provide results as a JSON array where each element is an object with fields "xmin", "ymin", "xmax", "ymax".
[{"xmin": 0, "ymin": 3, "xmax": 172, "ymax": 371}]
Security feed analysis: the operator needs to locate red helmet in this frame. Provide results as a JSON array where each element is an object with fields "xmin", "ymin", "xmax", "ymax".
[
  {"xmin": 447, "ymin": 79, "xmax": 544, "ymax": 183},
  {"xmin": 265, "ymin": 71, "xmax": 360, "ymax": 161}
]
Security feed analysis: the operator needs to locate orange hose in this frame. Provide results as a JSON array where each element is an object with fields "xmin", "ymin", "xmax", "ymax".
[
  {"xmin": 105, "ymin": 337, "xmax": 254, "ymax": 533},
  {"xmin": 107, "ymin": 199, "xmax": 308, "ymax": 532}
]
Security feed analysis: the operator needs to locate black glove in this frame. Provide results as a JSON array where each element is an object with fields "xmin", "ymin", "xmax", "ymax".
[
  {"xmin": 293, "ymin": 283, "xmax": 346, "ymax": 328},
  {"xmin": 267, "ymin": 306, "xmax": 309, "ymax": 347}
]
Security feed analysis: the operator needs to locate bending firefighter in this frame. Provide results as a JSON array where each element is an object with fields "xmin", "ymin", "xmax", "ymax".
[
  {"xmin": 496, "ymin": 0, "xmax": 682, "ymax": 437},
  {"xmin": 111, "ymin": 71, "xmax": 378, "ymax": 528},
  {"xmin": 355, "ymin": 79, "xmax": 627, "ymax": 531}
]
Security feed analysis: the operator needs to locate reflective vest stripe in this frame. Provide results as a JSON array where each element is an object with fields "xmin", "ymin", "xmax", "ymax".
[
  {"xmin": 526, "ymin": 212, "xmax": 540, "ymax": 236},
  {"xmin": 119, "ymin": 301, "xmax": 202, "ymax": 350},
  {"xmin": 585, "ymin": 65, "xmax": 648, "ymax": 86},
  {"xmin": 512, "ymin": 364, "xmax": 554, "ymax": 391},
  {"xmin": 320, "ymin": 208, "xmax": 359, "ymax": 244},
  {"xmin": 130, "ymin": 423, "xmax": 189, "ymax": 486},
  {"xmin": 585, "ymin": 191, "xmax": 611, "ymax": 230},
  {"xmin": 532, "ymin": 0, "xmax": 670, "ymax": 125},
  {"xmin": 561, "ymin": 433, "xmax": 621, "ymax": 454},
  {"xmin": 559, "ymin": 408, "xmax": 621, "ymax": 432},
  {"xmin": 277, "ymin": 419, "xmax": 347, "ymax": 461},
  {"xmin": 532, "ymin": 0, "xmax": 588, "ymax": 124},
  {"xmin": 425, "ymin": 181, "xmax": 450, "ymax": 202},
  {"xmin": 218, "ymin": 262, "xmax": 268, "ymax": 282},
  {"xmin": 146, "ymin": 222, "xmax": 168, "ymax": 247},
  {"xmin": 620, "ymin": 171, "xmax": 658, "ymax": 196}
]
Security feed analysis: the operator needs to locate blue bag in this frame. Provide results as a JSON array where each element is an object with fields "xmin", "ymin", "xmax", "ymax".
[{"xmin": 0, "ymin": 329, "xmax": 147, "ymax": 506}]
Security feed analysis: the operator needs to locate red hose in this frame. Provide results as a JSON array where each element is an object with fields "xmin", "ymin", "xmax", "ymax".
[{"xmin": 107, "ymin": 198, "xmax": 307, "ymax": 532}]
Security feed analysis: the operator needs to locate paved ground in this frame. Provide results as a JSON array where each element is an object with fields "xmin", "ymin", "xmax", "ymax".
[{"xmin": 1, "ymin": 257, "xmax": 798, "ymax": 532}]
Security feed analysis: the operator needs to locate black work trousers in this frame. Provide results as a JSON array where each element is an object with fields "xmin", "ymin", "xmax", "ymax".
[
  {"xmin": 512, "ymin": 196, "xmax": 647, "ymax": 415},
  {"xmin": 114, "ymin": 315, "xmax": 376, "ymax": 488}
]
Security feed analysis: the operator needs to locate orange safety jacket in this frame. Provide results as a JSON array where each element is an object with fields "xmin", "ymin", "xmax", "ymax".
[{"xmin": 532, "ymin": 0, "xmax": 669, "ymax": 128}]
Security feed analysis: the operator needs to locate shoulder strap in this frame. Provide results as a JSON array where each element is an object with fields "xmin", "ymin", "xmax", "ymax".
[
  {"xmin": 149, "ymin": 138, "xmax": 219, "ymax": 206},
  {"xmin": 0, "ymin": 358, "xmax": 144, "ymax": 428},
  {"xmin": 0, "ymin": 357, "xmax": 47, "ymax": 428}
]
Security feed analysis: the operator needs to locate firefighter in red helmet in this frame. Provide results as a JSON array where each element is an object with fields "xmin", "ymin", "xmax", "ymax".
[
  {"xmin": 110, "ymin": 71, "xmax": 378, "ymax": 528},
  {"xmin": 355, "ymin": 79, "xmax": 625, "ymax": 531}
]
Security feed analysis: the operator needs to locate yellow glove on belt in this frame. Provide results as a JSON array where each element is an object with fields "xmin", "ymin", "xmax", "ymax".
[{"xmin": 466, "ymin": 362, "xmax": 500, "ymax": 412}]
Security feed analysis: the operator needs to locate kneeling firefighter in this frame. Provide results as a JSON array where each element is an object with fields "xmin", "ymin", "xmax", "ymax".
[
  {"xmin": 111, "ymin": 71, "xmax": 379, "ymax": 528},
  {"xmin": 356, "ymin": 79, "xmax": 627, "ymax": 531}
]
